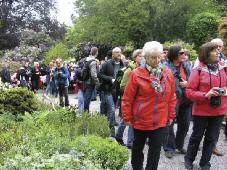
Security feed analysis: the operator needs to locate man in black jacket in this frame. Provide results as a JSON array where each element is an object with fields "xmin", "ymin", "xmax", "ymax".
[
  {"xmin": 0, "ymin": 63, "xmax": 11, "ymax": 83},
  {"xmin": 98, "ymin": 47, "xmax": 124, "ymax": 137}
]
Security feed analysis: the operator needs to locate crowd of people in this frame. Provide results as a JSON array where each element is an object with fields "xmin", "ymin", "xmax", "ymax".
[{"xmin": 0, "ymin": 38, "xmax": 227, "ymax": 170}]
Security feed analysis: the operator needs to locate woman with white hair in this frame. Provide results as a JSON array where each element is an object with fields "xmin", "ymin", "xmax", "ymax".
[{"xmin": 122, "ymin": 41, "xmax": 176, "ymax": 170}]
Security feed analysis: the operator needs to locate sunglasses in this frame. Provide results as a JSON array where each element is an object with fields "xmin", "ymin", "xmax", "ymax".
[{"xmin": 178, "ymin": 52, "xmax": 185, "ymax": 55}]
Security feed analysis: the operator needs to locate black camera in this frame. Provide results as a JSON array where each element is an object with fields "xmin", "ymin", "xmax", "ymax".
[
  {"xmin": 215, "ymin": 88, "xmax": 226, "ymax": 96},
  {"xmin": 210, "ymin": 96, "xmax": 221, "ymax": 107}
]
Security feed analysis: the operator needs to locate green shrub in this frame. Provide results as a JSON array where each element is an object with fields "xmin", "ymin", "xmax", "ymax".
[
  {"xmin": 0, "ymin": 88, "xmax": 38, "ymax": 115},
  {"xmin": 71, "ymin": 135, "xmax": 128, "ymax": 170},
  {"xmin": 164, "ymin": 40, "xmax": 197, "ymax": 61},
  {"xmin": 187, "ymin": 12, "xmax": 220, "ymax": 49},
  {"xmin": 0, "ymin": 111, "xmax": 126, "ymax": 169},
  {"xmin": 1, "ymin": 152, "xmax": 101, "ymax": 170}
]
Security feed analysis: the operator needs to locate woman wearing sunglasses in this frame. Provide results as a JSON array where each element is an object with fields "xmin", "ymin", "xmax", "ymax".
[{"xmin": 163, "ymin": 45, "xmax": 192, "ymax": 158}]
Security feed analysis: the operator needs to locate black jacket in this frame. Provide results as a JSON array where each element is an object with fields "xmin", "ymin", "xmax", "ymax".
[
  {"xmin": 98, "ymin": 59, "xmax": 124, "ymax": 92},
  {"xmin": 0, "ymin": 68, "xmax": 11, "ymax": 83}
]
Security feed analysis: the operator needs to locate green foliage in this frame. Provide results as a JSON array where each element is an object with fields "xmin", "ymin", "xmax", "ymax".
[
  {"xmin": 71, "ymin": 135, "xmax": 128, "ymax": 170},
  {"xmin": 0, "ymin": 88, "xmax": 38, "ymax": 115},
  {"xmin": 20, "ymin": 30, "xmax": 54, "ymax": 47},
  {"xmin": 0, "ymin": 109, "xmax": 120, "ymax": 169},
  {"xmin": 187, "ymin": 12, "xmax": 220, "ymax": 48},
  {"xmin": 219, "ymin": 16, "xmax": 227, "ymax": 55},
  {"xmin": 2, "ymin": 152, "xmax": 101, "ymax": 170},
  {"xmin": 0, "ymin": 110, "xmax": 127, "ymax": 169},
  {"xmin": 45, "ymin": 42, "xmax": 72, "ymax": 64},
  {"xmin": 164, "ymin": 40, "xmax": 197, "ymax": 61},
  {"xmin": 68, "ymin": 0, "xmax": 219, "ymax": 47}
]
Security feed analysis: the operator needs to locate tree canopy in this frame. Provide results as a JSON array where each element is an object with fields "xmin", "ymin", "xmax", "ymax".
[
  {"xmin": 0, "ymin": 0, "xmax": 66, "ymax": 50},
  {"xmin": 67, "ymin": 0, "xmax": 220, "ymax": 48}
]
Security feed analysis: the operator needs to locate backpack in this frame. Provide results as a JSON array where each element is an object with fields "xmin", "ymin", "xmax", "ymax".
[{"xmin": 75, "ymin": 58, "xmax": 95, "ymax": 81}]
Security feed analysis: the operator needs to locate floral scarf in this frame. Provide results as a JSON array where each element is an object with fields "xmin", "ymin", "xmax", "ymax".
[{"xmin": 146, "ymin": 64, "xmax": 164, "ymax": 93}]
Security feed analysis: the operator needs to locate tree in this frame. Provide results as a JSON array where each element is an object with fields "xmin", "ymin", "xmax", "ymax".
[
  {"xmin": 67, "ymin": 0, "xmax": 219, "ymax": 48},
  {"xmin": 186, "ymin": 12, "xmax": 220, "ymax": 49},
  {"xmin": 0, "ymin": 0, "xmax": 66, "ymax": 50},
  {"xmin": 45, "ymin": 42, "xmax": 72, "ymax": 64}
]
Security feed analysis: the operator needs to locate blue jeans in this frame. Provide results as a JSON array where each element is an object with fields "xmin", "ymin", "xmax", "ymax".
[
  {"xmin": 100, "ymin": 91, "xmax": 116, "ymax": 137},
  {"xmin": 163, "ymin": 103, "xmax": 191, "ymax": 152},
  {"xmin": 116, "ymin": 120, "xmax": 134, "ymax": 147},
  {"xmin": 83, "ymin": 85, "xmax": 95, "ymax": 112},
  {"xmin": 45, "ymin": 81, "xmax": 56, "ymax": 96},
  {"xmin": 77, "ymin": 89, "xmax": 84, "ymax": 113}
]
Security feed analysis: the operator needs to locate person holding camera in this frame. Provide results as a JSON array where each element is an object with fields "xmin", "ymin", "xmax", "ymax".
[
  {"xmin": 54, "ymin": 59, "xmax": 70, "ymax": 107},
  {"xmin": 184, "ymin": 42, "xmax": 227, "ymax": 170}
]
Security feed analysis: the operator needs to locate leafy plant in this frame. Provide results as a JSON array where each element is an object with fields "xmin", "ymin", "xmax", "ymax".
[
  {"xmin": 71, "ymin": 135, "xmax": 128, "ymax": 170},
  {"xmin": 187, "ymin": 12, "xmax": 220, "ymax": 49},
  {"xmin": 0, "ymin": 88, "xmax": 38, "ymax": 115},
  {"xmin": 45, "ymin": 42, "xmax": 72, "ymax": 64}
]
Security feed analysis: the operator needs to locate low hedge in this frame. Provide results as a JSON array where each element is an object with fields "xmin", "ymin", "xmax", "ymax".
[{"xmin": 0, "ymin": 110, "xmax": 128, "ymax": 169}]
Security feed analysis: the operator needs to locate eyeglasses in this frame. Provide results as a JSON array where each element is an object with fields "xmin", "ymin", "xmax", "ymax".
[{"xmin": 178, "ymin": 52, "xmax": 185, "ymax": 55}]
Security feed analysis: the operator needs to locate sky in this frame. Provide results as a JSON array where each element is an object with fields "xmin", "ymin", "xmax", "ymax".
[{"xmin": 56, "ymin": 0, "xmax": 74, "ymax": 26}]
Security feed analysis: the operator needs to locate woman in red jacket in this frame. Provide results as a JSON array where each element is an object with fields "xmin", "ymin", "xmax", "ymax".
[
  {"xmin": 184, "ymin": 42, "xmax": 227, "ymax": 170},
  {"xmin": 122, "ymin": 41, "xmax": 176, "ymax": 170}
]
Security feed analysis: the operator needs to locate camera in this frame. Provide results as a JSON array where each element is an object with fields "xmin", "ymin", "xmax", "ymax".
[
  {"xmin": 210, "ymin": 96, "xmax": 221, "ymax": 107},
  {"xmin": 215, "ymin": 88, "xmax": 226, "ymax": 96}
]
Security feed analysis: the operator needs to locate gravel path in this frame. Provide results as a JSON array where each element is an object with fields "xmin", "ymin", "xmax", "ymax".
[{"xmin": 38, "ymin": 93, "xmax": 227, "ymax": 170}]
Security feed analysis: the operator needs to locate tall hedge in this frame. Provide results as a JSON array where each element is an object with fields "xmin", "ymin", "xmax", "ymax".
[{"xmin": 187, "ymin": 12, "xmax": 220, "ymax": 48}]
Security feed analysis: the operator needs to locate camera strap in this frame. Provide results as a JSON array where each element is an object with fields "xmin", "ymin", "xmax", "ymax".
[{"xmin": 208, "ymin": 66, "xmax": 221, "ymax": 89}]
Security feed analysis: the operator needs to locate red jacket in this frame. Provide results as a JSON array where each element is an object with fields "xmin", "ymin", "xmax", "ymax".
[
  {"xmin": 122, "ymin": 66, "xmax": 176, "ymax": 130},
  {"xmin": 186, "ymin": 62, "xmax": 227, "ymax": 116}
]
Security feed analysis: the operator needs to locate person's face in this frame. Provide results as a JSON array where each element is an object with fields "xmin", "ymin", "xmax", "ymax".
[
  {"xmin": 56, "ymin": 61, "xmax": 61, "ymax": 68},
  {"xmin": 112, "ymin": 50, "xmax": 121, "ymax": 61},
  {"xmin": 135, "ymin": 53, "xmax": 142, "ymax": 65},
  {"xmin": 217, "ymin": 42, "xmax": 224, "ymax": 53},
  {"xmin": 208, "ymin": 48, "xmax": 219, "ymax": 64},
  {"xmin": 145, "ymin": 54, "xmax": 160, "ymax": 68},
  {"xmin": 160, "ymin": 51, "xmax": 168, "ymax": 60},
  {"xmin": 177, "ymin": 49, "xmax": 185, "ymax": 63}
]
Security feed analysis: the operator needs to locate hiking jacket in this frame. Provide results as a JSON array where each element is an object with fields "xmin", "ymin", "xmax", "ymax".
[
  {"xmin": 54, "ymin": 66, "xmax": 70, "ymax": 87},
  {"xmin": 84, "ymin": 56, "xmax": 99, "ymax": 85},
  {"xmin": 186, "ymin": 62, "xmax": 227, "ymax": 116},
  {"xmin": 120, "ymin": 61, "xmax": 136, "ymax": 90},
  {"xmin": 0, "ymin": 68, "xmax": 11, "ymax": 83},
  {"xmin": 122, "ymin": 66, "xmax": 176, "ymax": 130},
  {"xmin": 98, "ymin": 59, "xmax": 124, "ymax": 92}
]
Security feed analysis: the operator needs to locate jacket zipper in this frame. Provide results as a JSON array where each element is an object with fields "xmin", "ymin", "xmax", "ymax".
[{"xmin": 152, "ymin": 95, "xmax": 159, "ymax": 128}]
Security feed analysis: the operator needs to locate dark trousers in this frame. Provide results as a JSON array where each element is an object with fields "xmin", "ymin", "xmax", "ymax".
[
  {"xmin": 185, "ymin": 115, "xmax": 224, "ymax": 168},
  {"xmin": 163, "ymin": 103, "xmax": 191, "ymax": 152},
  {"xmin": 225, "ymin": 120, "xmax": 227, "ymax": 138},
  {"xmin": 58, "ymin": 85, "xmax": 69, "ymax": 107},
  {"xmin": 132, "ymin": 128, "xmax": 164, "ymax": 170},
  {"xmin": 83, "ymin": 85, "xmax": 95, "ymax": 112}
]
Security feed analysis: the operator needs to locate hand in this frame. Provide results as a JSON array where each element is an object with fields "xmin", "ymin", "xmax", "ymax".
[
  {"xmin": 112, "ymin": 79, "xmax": 115, "ymax": 84},
  {"xmin": 179, "ymin": 80, "xmax": 188, "ymax": 88},
  {"xmin": 205, "ymin": 87, "xmax": 219, "ymax": 99}
]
